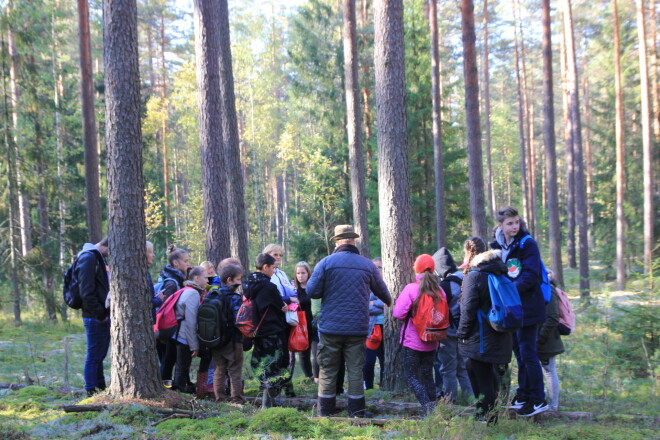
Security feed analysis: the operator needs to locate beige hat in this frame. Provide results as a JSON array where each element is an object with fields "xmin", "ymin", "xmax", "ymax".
[{"xmin": 331, "ymin": 224, "xmax": 360, "ymax": 241}]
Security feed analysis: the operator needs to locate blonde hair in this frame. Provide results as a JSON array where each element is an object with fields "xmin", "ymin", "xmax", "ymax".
[
  {"xmin": 200, "ymin": 260, "xmax": 214, "ymax": 271},
  {"xmin": 146, "ymin": 241, "xmax": 153, "ymax": 251},
  {"xmin": 293, "ymin": 261, "xmax": 312, "ymax": 289},
  {"xmin": 263, "ymin": 243, "xmax": 284, "ymax": 256}
]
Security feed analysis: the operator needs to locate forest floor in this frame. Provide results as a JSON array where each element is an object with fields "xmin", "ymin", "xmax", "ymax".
[{"xmin": 0, "ymin": 270, "xmax": 658, "ymax": 439}]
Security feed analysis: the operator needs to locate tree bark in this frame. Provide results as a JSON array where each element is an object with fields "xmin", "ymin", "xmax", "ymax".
[
  {"xmin": 194, "ymin": 0, "xmax": 231, "ymax": 264},
  {"xmin": 482, "ymin": 0, "xmax": 495, "ymax": 223},
  {"xmin": 2, "ymin": 36, "xmax": 22, "ymax": 325},
  {"xmin": 160, "ymin": 13, "xmax": 171, "ymax": 230},
  {"xmin": 562, "ymin": 0, "xmax": 590, "ymax": 297},
  {"xmin": 648, "ymin": 0, "xmax": 659, "ymax": 143},
  {"xmin": 429, "ymin": 0, "xmax": 446, "ymax": 249},
  {"xmin": 77, "ymin": 0, "xmax": 103, "ymax": 243},
  {"xmin": 343, "ymin": 0, "xmax": 371, "ymax": 257},
  {"xmin": 635, "ymin": 0, "xmax": 654, "ymax": 278},
  {"xmin": 541, "ymin": 0, "xmax": 564, "ymax": 288},
  {"xmin": 461, "ymin": 0, "xmax": 488, "ymax": 239},
  {"xmin": 218, "ymin": 0, "xmax": 249, "ymax": 268},
  {"xmin": 612, "ymin": 0, "xmax": 626, "ymax": 290},
  {"xmin": 513, "ymin": 12, "xmax": 529, "ymax": 238},
  {"xmin": 104, "ymin": 0, "xmax": 162, "ymax": 399},
  {"xmin": 561, "ymin": 26, "xmax": 576, "ymax": 269},
  {"xmin": 374, "ymin": 0, "xmax": 414, "ymax": 392}
]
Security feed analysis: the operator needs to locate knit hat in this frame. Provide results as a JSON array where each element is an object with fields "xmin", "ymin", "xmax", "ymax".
[{"xmin": 414, "ymin": 254, "xmax": 435, "ymax": 274}]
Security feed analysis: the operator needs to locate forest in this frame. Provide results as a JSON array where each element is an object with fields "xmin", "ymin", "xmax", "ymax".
[{"xmin": 0, "ymin": 0, "xmax": 658, "ymax": 438}]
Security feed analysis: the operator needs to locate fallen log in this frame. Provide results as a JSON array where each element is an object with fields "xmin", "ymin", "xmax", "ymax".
[
  {"xmin": 61, "ymin": 404, "xmax": 196, "ymax": 417},
  {"xmin": 243, "ymin": 396, "xmax": 424, "ymax": 416},
  {"xmin": 325, "ymin": 417, "xmax": 390, "ymax": 426},
  {"xmin": 0, "ymin": 382, "xmax": 86, "ymax": 395},
  {"xmin": 150, "ymin": 413, "xmax": 192, "ymax": 427}
]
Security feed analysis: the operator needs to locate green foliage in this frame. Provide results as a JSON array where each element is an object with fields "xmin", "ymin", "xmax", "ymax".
[
  {"xmin": 248, "ymin": 407, "xmax": 313, "ymax": 436},
  {"xmin": 157, "ymin": 417, "xmax": 236, "ymax": 439}
]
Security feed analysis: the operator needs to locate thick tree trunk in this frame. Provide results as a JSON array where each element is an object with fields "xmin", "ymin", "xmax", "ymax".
[
  {"xmin": 429, "ymin": 0, "xmax": 446, "ymax": 249},
  {"xmin": 482, "ymin": 0, "xmax": 495, "ymax": 223},
  {"xmin": 562, "ymin": 0, "xmax": 590, "ymax": 297},
  {"xmin": 104, "ymin": 0, "xmax": 162, "ymax": 399},
  {"xmin": 194, "ymin": 0, "xmax": 231, "ymax": 264},
  {"xmin": 461, "ymin": 0, "xmax": 488, "ymax": 239},
  {"xmin": 635, "ymin": 0, "xmax": 654, "ymax": 278},
  {"xmin": 613, "ymin": 0, "xmax": 626, "ymax": 290},
  {"xmin": 542, "ymin": 0, "xmax": 564, "ymax": 288},
  {"xmin": 374, "ymin": 0, "xmax": 414, "ymax": 392},
  {"xmin": 514, "ymin": 17, "xmax": 529, "ymax": 237},
  {"xmin": 561, "ymin": 28, "xmax": 577, "ymax": 269},
  {"xmin": 77, "ymin": 0, "xmax": 103, "ymax": 243},
  {"xmin": 343, "ymin": 0, "xmax": 370, "ymax": 257},
  {"xmin": 218, "ymin": 0, "xmax": 249, "ymax": 268}
]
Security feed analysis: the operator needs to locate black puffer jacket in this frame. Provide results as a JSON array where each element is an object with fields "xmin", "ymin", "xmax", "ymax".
[
  {"xmin": 245, "ymin": 272, "xmax": 287, "ymax": 338},
  {"xmin": 537, "ymin": 285, "xmax": 565, "ymax": 359},
  {"xmin": 457, "ymin": 250, "xmax": 513, "ymax": 364},
  {"xmin": 158, "ymin": 265, "xmax": 186, "ymax": 298},
  {"xmin": 76, "ymin": 244, "xmax": 110, "ymax": 321}
]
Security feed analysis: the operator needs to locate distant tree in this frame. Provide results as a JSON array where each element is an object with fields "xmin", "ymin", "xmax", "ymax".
[
  {"xmin": 374, "ymin": 0, "xmax": 413, "ymax": 392},
  {"xmin": 460, "ymin": 0, "xmax": 487, "ymax": 239},
  {"xmin": 77, "ymin": 0, "xmax": 103, "ymax": 243},
  {"xmin": 342, "ymin": 0, "xmax": 370, "ymax": 257},
  {"xmin": 541, "ymin": 0, "xmax": 564, "ymax": 288},
  {"xmin": 560, "ymin": 20, "xmax": 576, "ymax": 269},
  {"xmin": 104, "ymin": 0, "xmax": 162, "ymax": 398},
  {"xmin": 194, "ymin": 0, "xmax": 231, "ymax": 264},
  {"xmin": 482, "ymin": 0, "xmax": 495, "ymax": 223}
]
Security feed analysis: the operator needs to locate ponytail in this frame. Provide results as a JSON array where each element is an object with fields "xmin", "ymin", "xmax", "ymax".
[
  {"xmin": 412, "ymin": 271, "xmax": 442, "ymax": 316},
  {"xmin": 463, "ymin": 236, "xmax": 486, "ymax": 274}
]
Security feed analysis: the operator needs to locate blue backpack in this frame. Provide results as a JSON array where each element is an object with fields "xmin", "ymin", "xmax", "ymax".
[
  {"xmin": 154, "ymin": 276, "xmax": 176, "ymax": 296},
  {"xmin": 519, "ymin": 235, "xmax": 551, "ymax": 304},
  {"xmin": 474, "ymin": 271, "xmax": 523, "ymax": 353}
]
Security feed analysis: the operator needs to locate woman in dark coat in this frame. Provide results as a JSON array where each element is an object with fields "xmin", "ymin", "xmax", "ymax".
[{"xmin": 457, "ymin": 248, "xmax": 513, "ymax": 421}]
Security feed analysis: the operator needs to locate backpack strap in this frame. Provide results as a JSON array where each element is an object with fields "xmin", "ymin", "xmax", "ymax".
[
  {"xmin": 477, "ymin": 309, "xmax": 486, "ymax": 354},
  {"xmin": 519, "ymin": 234, "xmax": 532, "ymax": 248}
]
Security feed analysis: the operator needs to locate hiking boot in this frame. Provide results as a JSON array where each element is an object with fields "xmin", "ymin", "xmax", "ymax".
[
  {"xmin": 347, "ymin": 396, "xmax": 369, "ymax": 418},
  {"xmin": 317, "ymin": 396, "xmax": 338, "ymax": 417},
  {"xmin": 230, "ymin": 395, "xmax": 246, "ymax": 405},
  {"xmin": 517, "ymin": 400, "xmax": 550, "ymax": 417},
  {"xmin": 86, "ymin": 388, "xmax": 98, "ymax": 397},
  {"xmin": 506, "ymin": 394, "xmax": 526, "ymax": 409}
]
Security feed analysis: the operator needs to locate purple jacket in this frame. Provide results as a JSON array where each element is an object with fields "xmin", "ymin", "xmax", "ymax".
[{"xmin": 393, "ymin": 274, "xmax": 439, "ymax": 352}]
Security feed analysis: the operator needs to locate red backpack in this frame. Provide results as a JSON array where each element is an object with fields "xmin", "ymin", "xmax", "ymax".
[
  {"xmin": 235, "ymin": 296, "xmax": 268, "ymax": 338},
  {"xmin": 555, "ymin": 287, "xmax": 576, "ymax": 335},
  {"xmin": 410, "ymin": 288, "xmax": 450, "ymax": 342},
  {"xmin": 154, "ymin": 287, "xmax": 189, "ymax": 343}
]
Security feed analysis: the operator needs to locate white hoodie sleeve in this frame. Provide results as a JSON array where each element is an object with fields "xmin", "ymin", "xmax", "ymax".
[{"xmin": 176, "ymin": 288, "xmax": 201, "ymax": 351}]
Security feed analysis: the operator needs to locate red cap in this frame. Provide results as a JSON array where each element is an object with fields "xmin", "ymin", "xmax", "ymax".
[{"xmin": 414, "ymin": 254, "xmax": 435, "ymax": 274}]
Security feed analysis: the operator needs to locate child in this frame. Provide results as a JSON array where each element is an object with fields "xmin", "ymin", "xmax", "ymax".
[
  {"xmin": 210, "ymin": 264, "xmax": 246, "ymax": 403},
  {"xmin": 201, "ymin": 260, "xmax": 221, "ymax": 291},
  {"xmin": 393, "ymin": 254, "xmax": 444, "ymax": 415}
]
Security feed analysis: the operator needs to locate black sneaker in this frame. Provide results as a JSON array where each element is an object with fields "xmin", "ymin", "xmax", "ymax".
[
  {"xmin": 517, "ymin": 400, "xmax": 550, "ymax": 417},
  {"xmin": 505, "ymin": 395, "xmax": 526, "ymax": 409}
]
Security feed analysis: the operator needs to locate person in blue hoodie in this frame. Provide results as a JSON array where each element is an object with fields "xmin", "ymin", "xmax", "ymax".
[{"xmin": 490, "ymin": 206, "xmax": 548, "ymax": 417}]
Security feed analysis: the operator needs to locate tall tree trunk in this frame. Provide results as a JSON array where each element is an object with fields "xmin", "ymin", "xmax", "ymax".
[
  {"xmin": 562, "ymin": 0, "xmax": 590, "ymax": 297},
  {"xmin": 561, "ymin": 27, "xmax": 577, "ymax": 269},
  {"xmin": 374, "ymin": 0, "xmax": 413, "ymax": 392},
  {"xmin": 613, "ymin": 0, "xmax": 626, "ymax": 290},
  {"xmin": 147, "ymin": 27, "xmax": 156, "ymax": 92},
  {"xmin": 542, "ymin": 0, "xmax": 564, "ymax": 288},
  {"xmin": 77, "ymin": 0, "xmax": 103, "ymax": 243},
  {"xmin": 359, "ymin": 0, "xmax": 373, "ymax": 180},
  {"xmin": 635, "ymin": 0, "xmax": 654, "ymax": 279},
  {"xmin": 104, "ymin": 0, "xmax": 162, "ymax": 399},
  {"xmin": 194, "ymin": 0, "xmax": 231, "ymax": 264},
  {"xmin": 218, "ymin": 0, "xmax": 249, "ymax": 268},
  {"xmin": 482, "ymin": 0, "xmax": 495, "ymax": 222},
  {"xmin": 343, "ymin": 0, "xmax": 370, "ymax": 257},
  {"xmin": 461, "ymin": 0, "xmax": 488, "ymax": 239},
  {"xmin": 582, "ymin": 67, "xmax": 595, "ymax": 250},
  {"xmin": 160, "ymin": 13, "xmax": 171, "ymax": 230},
  {"xmin": 430, "ymin": 0, "xmax": 446, "ymax": 248},
  {"xmin": 648, "ymin": 0, "xmax": 659, "ymax": 142},
  {"xmin": 2, "ymin": 37, "xmax": 22, "ymax": 325},
  {"xmin": 513, "ymin": 10, "xmax": 529, "ymax": 236}
]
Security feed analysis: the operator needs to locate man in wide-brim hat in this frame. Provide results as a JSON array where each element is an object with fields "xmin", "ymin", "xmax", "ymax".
[{"xmin": 307, "ymin": 224, "xmax": 392, "ymax": 417}]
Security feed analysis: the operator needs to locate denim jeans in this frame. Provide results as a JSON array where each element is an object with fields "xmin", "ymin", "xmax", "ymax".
[
  {"xmin": 436, "ymin": 336, "xmax": 473, "ymax": 401},
  {"xmin": 512, "ymin": 324, "xmax": 545, "ymax": 403},
  {"xmin": 363, "ymin": 343, "xmax": 384, "ymax": 389},
  {"xmin": 83, "ymin": 317, "xmax": 111, "ymax": 392},
  {"xmin": 540, "ymin": 356, "xmax": 559, "ymax": 410}
]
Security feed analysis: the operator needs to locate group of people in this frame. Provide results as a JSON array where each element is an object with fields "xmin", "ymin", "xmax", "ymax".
[{"xmin": 73, "ymin": 205, "xmax": 565, "ymax": 422}]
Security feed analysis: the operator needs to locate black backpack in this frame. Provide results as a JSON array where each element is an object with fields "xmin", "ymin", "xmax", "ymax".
[
  {"xmin": 439, "ymin": 274, "xmax": 463, "ymax": 328},
  {"xmin": 197, "ymin": 290, "xmax": 235, "ymax": 349},
  {"xmin": 63, "ymin": 250, "xmax": 105, "ymax": 310}
]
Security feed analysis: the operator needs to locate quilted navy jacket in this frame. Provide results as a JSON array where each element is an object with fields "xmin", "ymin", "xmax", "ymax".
[{"xmin": 307, "ymin": 246, "xmax": 391, "ymax": 337}]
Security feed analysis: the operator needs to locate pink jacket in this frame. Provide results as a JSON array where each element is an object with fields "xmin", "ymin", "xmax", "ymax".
[{"xmin": 393, "ymin": 274, "xmax": 440, "ymax": 352}]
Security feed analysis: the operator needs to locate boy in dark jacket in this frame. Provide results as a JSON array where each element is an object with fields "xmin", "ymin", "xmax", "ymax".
[
  {"xmin": 76, "ymin": 237, "xmax": 110, "ymax": 396},
  {"xmin": 246, "ymin": 253, "xmax": 290, "ymax": 408},
  {"xmin": 491, "ymin": 206, "xmax": 548, "ymax": 416},
  {"xmin": 211, "ymin": 264, "xmax": 245, "ymax": 403}
]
